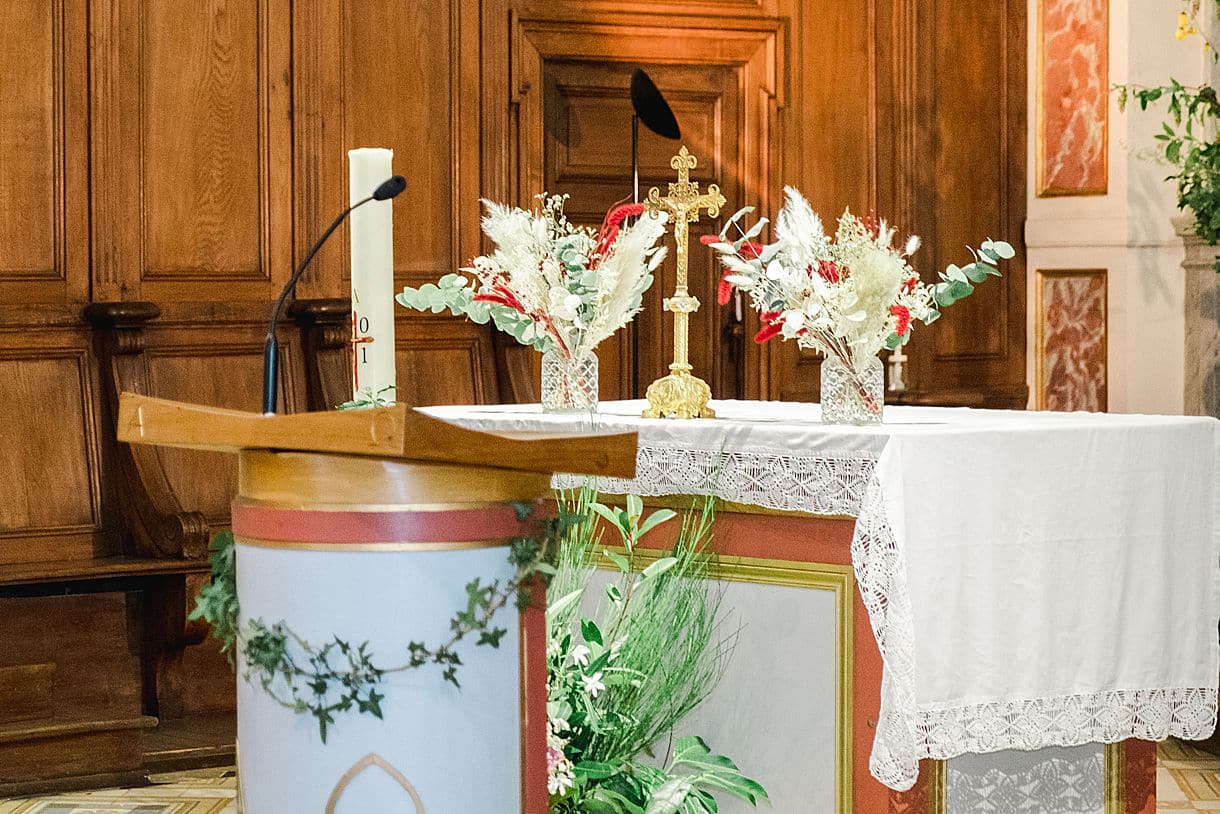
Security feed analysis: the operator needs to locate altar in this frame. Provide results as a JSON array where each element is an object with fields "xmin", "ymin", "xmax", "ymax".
[{"xmin": 428, "ymin": 399, "xmax": 1220, "ymax": 814}]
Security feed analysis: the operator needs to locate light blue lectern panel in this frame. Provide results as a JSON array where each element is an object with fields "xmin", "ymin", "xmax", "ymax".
[
  {"xmin": 588, "ymin": 566, "xmax": 844, "ymax": 812},
  {"xmin": 237, "ymin": 545, "xmax": 521, "ymax": 814},
  {"xmin": 946, "ymin": 744, "xmax": 1105, "ymax": 814}
]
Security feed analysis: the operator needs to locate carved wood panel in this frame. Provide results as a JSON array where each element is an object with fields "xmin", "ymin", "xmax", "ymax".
[
  {"xmin": 0, "ymin": 0, "xmax": 89, "ymax": 304},
  {"xmin": 143, "ymin": 322, "xmax": 302, "ymax": 525},
  {"xmin": 91, "ymin": 0, "xmax": 293, "ymax": 302},
  {"xmin": 0, "ymin": 344, "xmax": 103, "ymax": 564},
  {"xmin": 511, "ymin": 16, "xmax": 780, "ymax": 401}
]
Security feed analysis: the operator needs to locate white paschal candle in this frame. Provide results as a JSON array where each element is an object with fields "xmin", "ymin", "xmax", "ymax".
[{"xmin": 349, "ymin": 147, "xmax": 397, "ymax": 403}]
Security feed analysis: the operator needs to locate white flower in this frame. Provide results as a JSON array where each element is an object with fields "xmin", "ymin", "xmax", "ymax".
[
  {"xmin": 548, "ymin": 287, "xmax": 581, "ymax": 321},
  {"xmin": 904, "ymin": 234, "xmax": 921, "ymax": 256},
  {"xmin": 724, "ymin": 274, "xmax": 754, "ymax": 289},
  {"xmin": 581, "ymin": 672, "xmax": 606, "ymax": 698},
  {"xmin": 782, "ymin": 310, "xmax": 805, "ymax": 338},
  {"xmin": 571, "ymin": 644, "xmax": 591, "ymax": 667},
  {"xmin": 548, "ymin": 766, "xmax": 575, "ymax": 796},
  {"xmin": 765, "ymin": 260, "xmax": 787, "ymax": 280}
]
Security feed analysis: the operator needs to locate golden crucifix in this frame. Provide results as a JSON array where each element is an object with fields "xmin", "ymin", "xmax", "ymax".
[{"xmin": 642, "ymin": 146, "xmax": 726, "ymax": 419}]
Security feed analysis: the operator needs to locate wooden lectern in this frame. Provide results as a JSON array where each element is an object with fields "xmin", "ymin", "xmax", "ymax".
[{"xmin": 117, "ymin": 393, "xmax": 638, "ymax": 814}]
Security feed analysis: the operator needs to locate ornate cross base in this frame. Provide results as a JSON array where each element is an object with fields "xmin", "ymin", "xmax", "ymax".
[{"xmin": 642, "ymin": 366, "xmax": 715, "ymax": 419}]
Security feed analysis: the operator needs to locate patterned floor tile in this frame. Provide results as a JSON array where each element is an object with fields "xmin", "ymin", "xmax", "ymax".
[{"xmin": 0, "ymin": 772, "xmax": 237, "ymax": 814}]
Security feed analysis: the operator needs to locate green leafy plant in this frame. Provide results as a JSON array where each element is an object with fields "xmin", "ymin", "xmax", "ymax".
[
  {"xmin": 546, "ymin": 489, "xmax": 767, "ymax": 813},
  {"xmin": 1115, "ymin": 2, "xmax": 1220, "ymax": 269},
  {"xmin": 336, "ymin": 384, "xmax": 397, "ymax": 410},
  {"xmin": 189, "ymin": 506, "xmax": 565, "ymax": 742}
]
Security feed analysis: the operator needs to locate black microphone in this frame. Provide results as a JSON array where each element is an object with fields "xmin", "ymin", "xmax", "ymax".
[{"xmin": 262, "ymin": 175, "xmax": 406, "ymax": 414}]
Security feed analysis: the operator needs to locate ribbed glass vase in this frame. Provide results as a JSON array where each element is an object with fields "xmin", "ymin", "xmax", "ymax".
[
  {"xmin": 541, "ymin": 350, "xmax": 599, "ymax": 414},
  {"xmin": 820, "ymin": 355, "xmax": 884, "ymax": 425}
]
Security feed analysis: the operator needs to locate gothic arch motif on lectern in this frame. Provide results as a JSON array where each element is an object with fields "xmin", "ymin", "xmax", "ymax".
[{"xmin": 324, "ymin": 752, "xmax": 427, "ymax": 813}]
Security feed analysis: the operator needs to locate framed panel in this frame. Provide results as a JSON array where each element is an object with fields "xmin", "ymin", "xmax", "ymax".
[
  {"xmin": 90, "ymin": 0, "xmax": 293, "ymax": 302},
  {"xmin": 596, "ymin": 547, "xmax": 854, "ymax": 814},
  {"xmin": 1036, "ymin": 0, "xmax": 1108, "ymax": 197},
  {"xmin": 0, "ymin": 0, "xmax": 89, "ymax": 304},
  {"xmin": 1035, "ymin": 269, "xmax": 1108, "ymax": 412}
]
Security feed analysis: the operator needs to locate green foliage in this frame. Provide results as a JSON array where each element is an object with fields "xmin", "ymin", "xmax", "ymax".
[
  {"xmin": 396, "ymin": 273, "xmax": 554, "ymax": 352},
  {"xmin": 188, "ymin": 503, "xmax": 566, "ymax": 743},
  {"xmin": 187, "ymin": 531, "xmax": 240, "ymax": 661},
  {"xmin": 547, "ymin": 488, "xmax": 767, "ymax": 813},
  {"xmin": 929, "ymin": 239, "xmax": 1011, "ymax": 311},
  {"xmin": 1116, "ymin": 40, "xmax": 1220, "ymax": 270},
  {"xmin": 336, "ymin": 385, "xmax": 397, "ymax": 410}
]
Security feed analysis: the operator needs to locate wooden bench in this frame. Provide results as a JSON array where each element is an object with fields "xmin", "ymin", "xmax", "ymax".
[{"xmin": 0, "ymin": 304, "xmax": 219, "ymax": 795}]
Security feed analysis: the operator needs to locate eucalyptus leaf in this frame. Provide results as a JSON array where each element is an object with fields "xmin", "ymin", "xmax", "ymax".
[{"xmin": 641, "ymin": 557, "xmax": 679, "ymax": 581}]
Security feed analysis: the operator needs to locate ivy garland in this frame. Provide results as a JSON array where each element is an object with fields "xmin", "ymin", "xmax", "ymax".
[{"xmin": 189, "ymin": 502, "xmax": 568, "ymax": 742}]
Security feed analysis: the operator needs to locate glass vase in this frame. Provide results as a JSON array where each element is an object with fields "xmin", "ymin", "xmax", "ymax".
[
  {"xmin": 541, "ymin": 350, "xmax": 599, "ymax": 415},
  {"xmin": 820, "ymin": 355, "xmax": 884, "ymax": 425}
]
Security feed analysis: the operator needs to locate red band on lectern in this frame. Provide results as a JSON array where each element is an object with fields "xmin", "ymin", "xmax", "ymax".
[{"xmin": 231, "ymin": 501, "xmax": 552, "ymax": 544}]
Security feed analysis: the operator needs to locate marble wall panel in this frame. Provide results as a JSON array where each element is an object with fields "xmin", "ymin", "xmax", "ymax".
[
  {"xmin": 1038, "ymin": 0, "xmax": 1108, "ymax": 196},
  {"xmin": 1036, "ymin": 269, "xmax": 1108, "ymax": 411}
]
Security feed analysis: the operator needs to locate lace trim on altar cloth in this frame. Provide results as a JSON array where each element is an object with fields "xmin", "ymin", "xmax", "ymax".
[
  {"xmin": 851, "ymin": 473, "xmax": 1220, "ymax": 791},
  {"xmin": 554, "ymin": 444, "xmax": 877, "ymax": 516},
  {"xmin": 947, "ymin": 748, "xmax": 1106, "ymax": 813}
]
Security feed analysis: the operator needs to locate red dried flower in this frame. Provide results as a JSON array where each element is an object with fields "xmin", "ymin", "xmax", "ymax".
[
  {"xmin": 902, "ymin": 275, "xmax": 919, "ymax": 293},
  {"xmin": 717, "ymin": 271, "xmax": 734, "ymax": 306},
  {"xmin": 741, "ymin": 241, "xmax": 764, "ymax": 259},
  {"xmin": 890, "ymin": 304, "xmax": 911, "ymax": 336},
  {"xmin": 862, "ymin": 211, "xmax": 881, "ymax": 240},
  {"xmin": 699, "ymin": 234, "xmax": 721, "ymax": 246},
  {"xmin": 593, "ymin": 202, "xmax": 647, "ymax": 261},
  {"xmin": 754, "ymin": 322, "xmax": 784, "ymax": 344},
  {"xmin": 816, "ymin": 260, "xmax": 840, "ymax": 283}
]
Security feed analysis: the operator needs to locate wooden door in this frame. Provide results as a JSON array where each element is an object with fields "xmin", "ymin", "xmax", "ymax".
[
  {"xmin": 766, "ymin": 0, "xmax": 1029, "ymax": 408},
  {"xmin": 510, "ymin": 15, "xmax": 780, "ymax": 402}
]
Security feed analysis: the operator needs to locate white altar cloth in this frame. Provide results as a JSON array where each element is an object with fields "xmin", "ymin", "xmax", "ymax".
[{"xmin": 427, "ymin": 400, "xmax": 1220, "ymax": 791}]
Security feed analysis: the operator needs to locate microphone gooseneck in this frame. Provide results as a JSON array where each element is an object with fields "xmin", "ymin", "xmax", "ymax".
[{"xmin": 262, "ymin": 175, "xmax": 406, "ymax": 414}]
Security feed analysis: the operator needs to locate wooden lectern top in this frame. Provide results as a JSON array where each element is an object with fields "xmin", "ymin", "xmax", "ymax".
[{"xmin": 117, "ymin": 393, "xmax": 637, "ymax": 478}]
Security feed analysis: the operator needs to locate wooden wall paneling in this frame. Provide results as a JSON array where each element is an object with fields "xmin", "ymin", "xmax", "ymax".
[
  {"xmin": 766, "ymin": 0, "xmax": 879, "ymax": 402},
  {"xmin": 0, "ymin": 592, "xmax": 151, "ymax": 791},
  {"xmin": 291, "ymin": 300, "xmax": 499, "ymax": 410},
  {"xmin": 289, "ymin": 298, "xmax": 352, "ymax": 411},
  {"xmin": 0, "ymin": 327, "xmax": 105, "ymax": 566},
  {"xmin": 293, "ymin": 0, "xmax": 498, "ymax": 406},
  {"xmin": 510, "ymin": 15, "xmax": 781, "ymax": 401},
  {"xmin": 141, "ymin": 320, "xmax": 302, "ymax": 525},
  {"xmin": 514, "ymin": 0, "xmax": 777, "ymax": 18},
  {"xmin": 91, "ymin": 0, "xmax": 293, "ymax": 303},
  {"xmin": 395, "ymin": 317, "xmax": 499, "ymax": 406},
  {"xmin": 0, "ymin": 0, "xmax": 89, "ymax": 305},
  {"xmin": 884, "ymin": 0, "xmax": 1028, "ymax": 408}
]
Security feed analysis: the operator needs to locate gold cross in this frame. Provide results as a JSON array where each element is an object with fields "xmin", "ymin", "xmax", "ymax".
[{"xmin": 642, "ymin": 145, "xmax": 726, "ymax": 419}]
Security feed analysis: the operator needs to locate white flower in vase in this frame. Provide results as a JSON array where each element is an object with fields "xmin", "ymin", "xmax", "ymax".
[
  {"xmin": 706, "ymin": 185, "xmax": 1014, "ymax": 423},
  {"xmin": 396, "ymin": 194, "xmax": 669, "ymax": 413}
]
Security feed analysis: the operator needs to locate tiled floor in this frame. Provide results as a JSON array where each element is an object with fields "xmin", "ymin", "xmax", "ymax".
[
  {"xmin": 1160, "ymin": 739, "xmax": 1220, "ymax": 812},
  {"xmin": 1, "ymin": 742, "xmax": 1217, "ymax": 812},
  {"xmin": 0, "ymin": 768, "xmax": 238, "ymax": 814}
]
